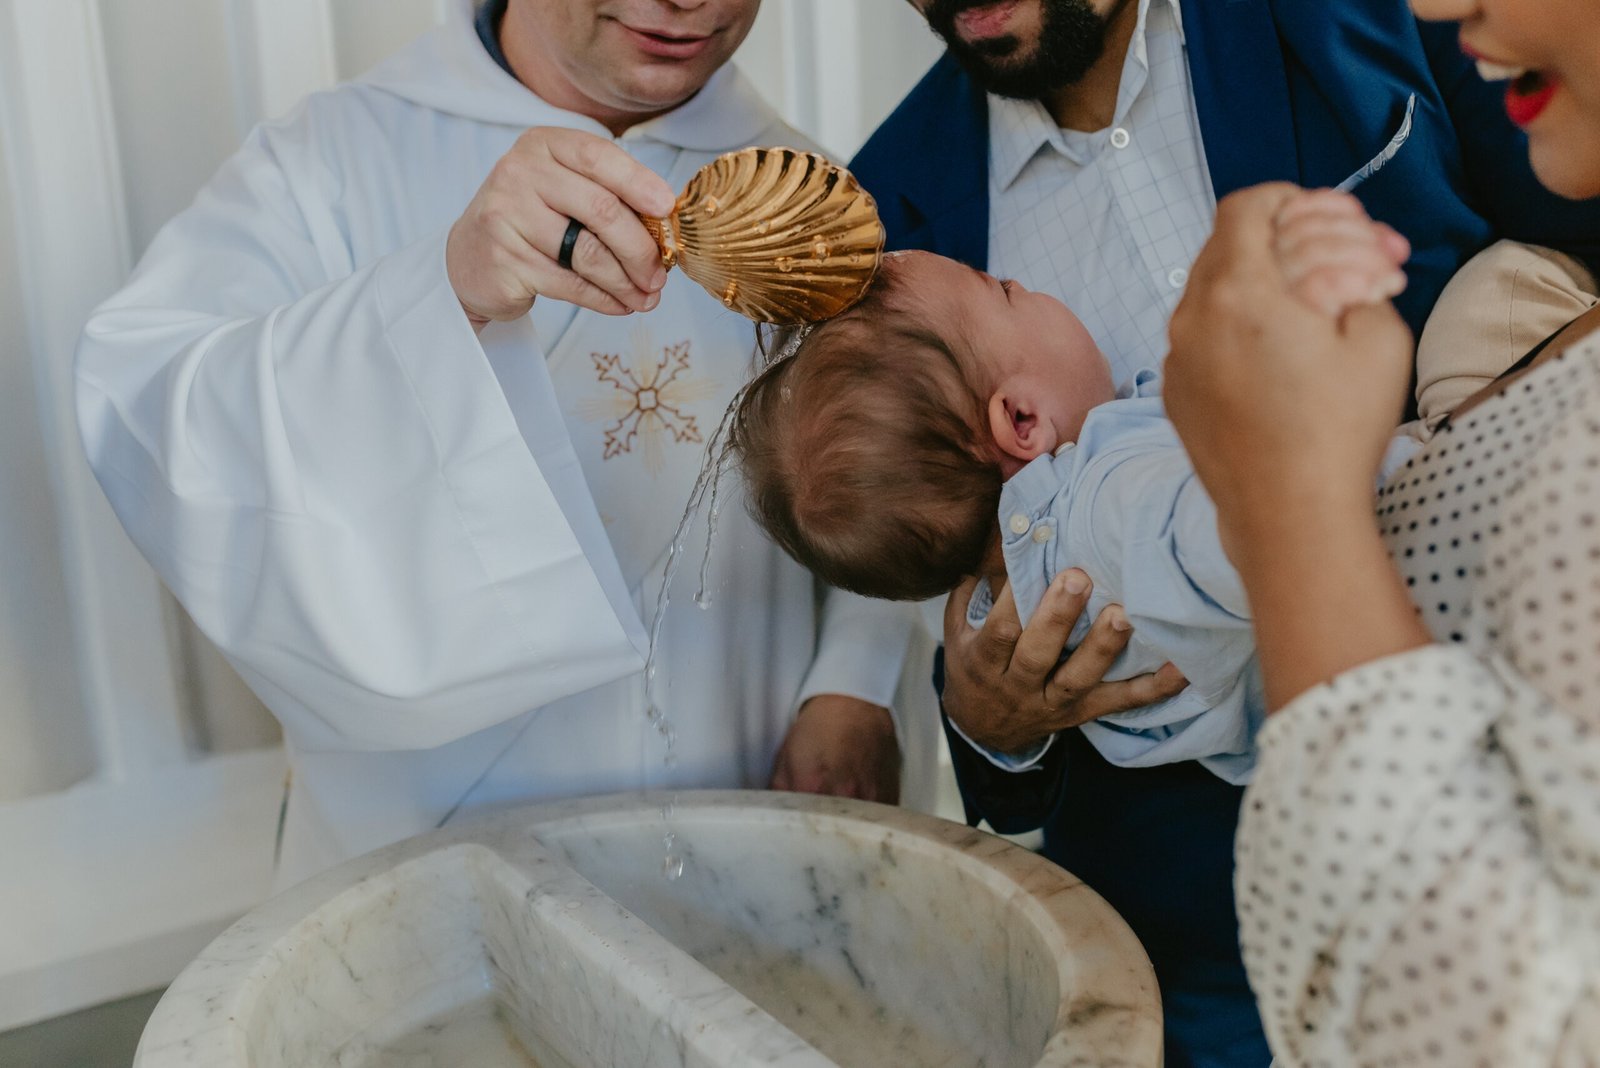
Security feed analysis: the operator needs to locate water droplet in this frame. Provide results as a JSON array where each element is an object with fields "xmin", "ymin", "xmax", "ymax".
[
  {"xmin": 756, "ymin": 220, "xmax": 771, "ymax": 235},
  {"xmin": 663, "ymin": 750, "xmax": 679, "ymax": 769},
  {"xmin": 662, "ymin": 831, "xmax": 677, "ymax": 851},
  {"xmin": 660, "ymin": 800, "xmax": 674, "ymax": 821},
  {"xmin": 847, "ymin": 253, "xmax": 861, "ymax": 266},
  {"xmin": 812, "ymin": 240, "xmax": 831, "ymax": 261},
  {"xmin": 663, "ymin": 853, "xmax": 685, "ymax": 880},
  {"xmin": 703, "ymin": 195, "xmax": 719, "ymax": 216},
  {"xmin": 722, "ymin": 280, "xmax": 739, "ymax": 308},
  {"xmin": 693, "ymin": 590, "xmax": 713, "ymax": 610},
  {"xmin": 775, "ymin": 256, "xmax": 795, "ymax": 273}
]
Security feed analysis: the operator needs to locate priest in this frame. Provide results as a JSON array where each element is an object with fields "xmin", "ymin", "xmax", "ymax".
[{"xmin": 76, "ymin": 0, "xmax": 920, "ymax": 887}]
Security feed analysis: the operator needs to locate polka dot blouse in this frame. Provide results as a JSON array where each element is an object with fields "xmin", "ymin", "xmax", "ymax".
[{"xmin": 1236, "ymin": 332, "xmax": 1600, "ymax": 1066}]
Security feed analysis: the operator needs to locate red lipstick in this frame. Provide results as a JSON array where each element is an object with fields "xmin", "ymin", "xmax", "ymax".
[{"xmin": 1506, "ymin": 74, "xmax": 1559, "ymax": 127}]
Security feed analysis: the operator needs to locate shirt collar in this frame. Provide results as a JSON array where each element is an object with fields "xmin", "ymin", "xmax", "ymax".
[
  {"xmin": 992, "ymin": 366, "xmax": 1159, "ymax": 623},
  {"xmin": 988, "ymin": 0, "xmax": 1185, "ymax": 191},
  {"xmin": 1049, "ymin": 366, "xmax": 1160, "ymax": 462}
]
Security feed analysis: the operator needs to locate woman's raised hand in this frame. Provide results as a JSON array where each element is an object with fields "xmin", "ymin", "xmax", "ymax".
[
  {"xmin": 1164, "ymin": 184, "xmax": 1415, "ymax": 553},
  {"xmin": 1274, "ymin": 188, "xmax": 1410, "ymax": 317}
]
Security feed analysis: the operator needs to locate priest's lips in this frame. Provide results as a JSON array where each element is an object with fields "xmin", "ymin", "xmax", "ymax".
[
  {"xmin": 620, "ymin": 24, "xmax": 716, "ymax": 60},
  {"xmin": 953, "ymin": 0, "xmax": 1024, "ymax": 42}
]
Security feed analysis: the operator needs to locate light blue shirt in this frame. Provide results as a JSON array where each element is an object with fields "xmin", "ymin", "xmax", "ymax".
[
  {"xmin": 964, "ymin": 372, "xmax": 1264, "ymax": 784},
  {"xmin": 988, "ymin": 0, "xmax": 1214, "ymax": 388}
]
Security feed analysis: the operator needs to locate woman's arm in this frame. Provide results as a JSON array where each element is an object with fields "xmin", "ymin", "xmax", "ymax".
[
  {"xmin": 1238, "ymin": 644, "xmax": 1598, "ymax": 1064},
  {"xmin": 1168, "ymin": 181, "xmax": 1600, "ymax": 1064},
  {"xmin": 1241, "ymin": 386, "xmax": 1600, "ymax": 1060}
]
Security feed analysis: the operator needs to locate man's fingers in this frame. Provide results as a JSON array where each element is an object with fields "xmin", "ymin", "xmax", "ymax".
[
  {"xmin": 523, "ymin": 247, "xmax": 634, "ymax": 316},
  {"xmin": 537, "ymin": 167, "xmax": 669, "ymax": 295},
  {"xmin": 1010, "ymin": 569, "xmax": 1092, "ymax": 680},
  {"xmin": 1043, "ymin": 603, "xmax": 1134, "ymax": 708},
  {"xmin": 1072, "ymin": 661, "xmax": 1190, "ymax": 724},
  {"xmin": 521, "ymin": 204, "xmax": 655, "ymax": 311},
  {"xmin": 545, "ymin": 128, "xmax": 676, "ymax": 217},
  {"xmin": 944, "ymin": 575, "xmax": 982, "ymax": 643},
  {"xmin": 975, "ymin": 581, "xmax": 1024, "ymax": 669}
]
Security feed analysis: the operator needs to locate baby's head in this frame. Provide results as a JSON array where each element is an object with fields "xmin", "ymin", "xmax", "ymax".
[{"xmin": 731, "ymin": 251, "xmax": 1114, "ymax": 601}]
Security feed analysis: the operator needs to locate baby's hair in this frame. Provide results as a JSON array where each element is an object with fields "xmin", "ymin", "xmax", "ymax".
[{"xmin": 732, "ymin": 271, "xmax": 1001, "ymax": 601}]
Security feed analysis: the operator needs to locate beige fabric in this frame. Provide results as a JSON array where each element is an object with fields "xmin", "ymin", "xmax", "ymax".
[{"xmin": 1416, "ymin": 239, "xmax": 1598, "ymax": 424}]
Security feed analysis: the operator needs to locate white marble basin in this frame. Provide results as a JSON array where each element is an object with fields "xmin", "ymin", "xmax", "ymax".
[{"xmin": 135, "ymin": 792, "xmax": 1161, "ymax": 1067}]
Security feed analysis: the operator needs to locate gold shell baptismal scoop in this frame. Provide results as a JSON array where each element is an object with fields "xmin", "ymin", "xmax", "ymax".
[{"xmin": 642, "ymin": 147, "xmax": 884, "ymax": 325}]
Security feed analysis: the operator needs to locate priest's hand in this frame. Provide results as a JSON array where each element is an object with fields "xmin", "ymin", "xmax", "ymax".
[
  {"xmin": 770, "ymin": 694, "xmax": 900, "ymax": 804},
  {"xmin": 447, "ymin": 127, "xmax": 675, "ymax": 329},
  {"xmin": 942, "ymin": 570, "xmax": 1188, "ymax": 754}
]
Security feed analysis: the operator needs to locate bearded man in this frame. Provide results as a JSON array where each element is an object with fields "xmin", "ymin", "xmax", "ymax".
[{"xmin": 850, "ymin": 1, "xmax": 1600, "ymax": 1065}]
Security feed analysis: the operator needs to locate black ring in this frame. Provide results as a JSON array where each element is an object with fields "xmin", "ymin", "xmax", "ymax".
[{"xmin": 558, "ymin": 218, "xmax": 584, "ymax": 271}]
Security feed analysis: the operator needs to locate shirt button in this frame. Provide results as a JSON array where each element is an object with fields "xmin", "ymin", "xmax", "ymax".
[
  {"xmin": 1008, "ymin": 513, "xmax": 1032, "ymax": 536},
  {"xmin": 1031, "ymin": 524, "xmax": 1055, "ymax": 544},
  {"xmin": 1168, "ymin": 267, "xmax": 1189, "ymax": 289},
  {"xmin": 1110, "ymin": 127, "xmax": 1131, "ymax": 149}
]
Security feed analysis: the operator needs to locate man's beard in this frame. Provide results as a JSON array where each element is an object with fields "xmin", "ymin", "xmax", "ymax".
[{"xmin": 923, "ymin": 0, "xmax": 1108, "ymax": 100}]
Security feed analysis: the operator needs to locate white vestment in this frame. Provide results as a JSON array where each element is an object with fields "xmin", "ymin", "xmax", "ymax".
[{"xmin": 76, "ymin": 1, "xmax": 925, "ymax": 887}]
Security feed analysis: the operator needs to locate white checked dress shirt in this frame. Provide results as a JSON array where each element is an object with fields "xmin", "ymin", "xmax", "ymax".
[
  {"xmin": 957, "ymin": 0, "xmax": 1218, "ymax": 770},
  {"xmin": 988, "ymin": 0, "xmax": 1214, "ymax": 389}
]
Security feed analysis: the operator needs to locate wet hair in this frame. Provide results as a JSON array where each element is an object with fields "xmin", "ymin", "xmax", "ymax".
[{"xmin": 730, "ymin": 274, "xmax": 1001, "ymax": 601}]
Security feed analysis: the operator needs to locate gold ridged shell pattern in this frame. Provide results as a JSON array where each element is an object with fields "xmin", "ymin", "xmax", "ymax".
[{"xmin": 643, "ymin": 147, "xmax": 884, "ymax": 325}]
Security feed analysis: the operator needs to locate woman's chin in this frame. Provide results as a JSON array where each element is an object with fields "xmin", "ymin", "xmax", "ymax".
[{"xmin": 1528, "ymin": 134, "xmax": 1600, "ymax": 202}]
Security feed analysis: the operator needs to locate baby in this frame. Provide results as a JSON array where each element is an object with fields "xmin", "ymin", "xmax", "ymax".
[{"xmin": 731, "ymin": 192, "xmax": 1409, "ymax": 784}]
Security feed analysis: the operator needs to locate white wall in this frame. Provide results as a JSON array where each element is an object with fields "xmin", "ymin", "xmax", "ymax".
[
  {"xmin": 0, "ymin": 0, "xmax": 944, "ymax": 1029},
  {"xmin": 0, "ymin": 91, "xmax": 93, "ymax": 801},
  {"xmin": 738, "ymin": 0, "xmax": 943, "ymax": 159}
]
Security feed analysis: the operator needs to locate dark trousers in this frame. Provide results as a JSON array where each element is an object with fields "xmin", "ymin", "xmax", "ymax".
[
  {"xmin": 1042, "ymin": 730, "xmax": 1270, "ymax": 1068},
  {"xmin": 935, "ymin": 651, "xmax": 1271, "ymax": 1067}
]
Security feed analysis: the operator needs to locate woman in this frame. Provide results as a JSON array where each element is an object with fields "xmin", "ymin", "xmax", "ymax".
[{"xmin": 1164, "ymin": 0, "xmax": 1600, "ymax": 1063}]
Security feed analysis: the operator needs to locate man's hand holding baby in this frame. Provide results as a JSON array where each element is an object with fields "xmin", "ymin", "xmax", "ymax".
[{"xmin": 943, "ymin": 570, "xmax": 1188, "ymax": 754}]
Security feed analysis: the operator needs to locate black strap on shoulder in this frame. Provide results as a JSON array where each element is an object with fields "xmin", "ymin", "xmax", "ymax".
[{"xmin": 1435, "ymin": 317, "xmax": 1577, "ymax": 432}]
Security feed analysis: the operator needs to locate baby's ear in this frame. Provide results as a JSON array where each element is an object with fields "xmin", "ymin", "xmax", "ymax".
[{"xmin": 986, "ymin": 386, "xmax": 1054, "ymax": 464}]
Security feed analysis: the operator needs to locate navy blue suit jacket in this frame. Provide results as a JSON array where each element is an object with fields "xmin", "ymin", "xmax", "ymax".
[
  {"xmin": 851, "ymin": 5, "xmax": 1600, "ymax": 1066},
  {"xmin": 853, "ymin": 5, "xmax": 1600, "ymax": 342},
  {"xmin": 852, "ymin": 0, "xmax": 1600, "ymax": 865}
]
